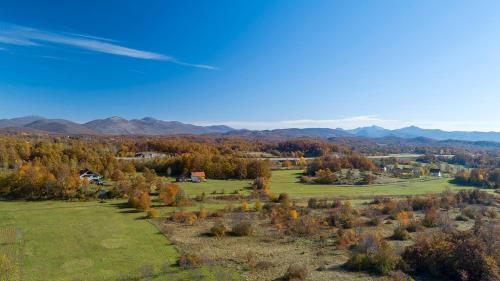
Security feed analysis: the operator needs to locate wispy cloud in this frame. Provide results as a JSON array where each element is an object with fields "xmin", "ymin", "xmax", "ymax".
[
  {"xmin": 0, "ymin": 22, "xmax": 216, "ymax": 69},
  {"xmin": 193, "ymin": 116, "xmax": 500, "ymax": 132}
]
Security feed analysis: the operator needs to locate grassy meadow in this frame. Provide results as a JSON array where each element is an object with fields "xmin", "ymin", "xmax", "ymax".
[
  {"xmin": 176, "ymin": 169, "xmax": 468, "ymax": 199},
  {"xmin": 0, "ymin": 200, "xmax": 241, "ymax": 281}
]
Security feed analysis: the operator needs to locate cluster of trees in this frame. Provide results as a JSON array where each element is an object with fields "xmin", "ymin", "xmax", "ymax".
[
  {"xmin": 0, "ymin": 134, "xmax": 280, "ymax": 199},
  {"xmin": 454, "ymin": 168, "xmax": 500, "ymax": 188},
  {"xmin": 305, "ymin": 154, "xmax": 377, "ymax": 176},
  {"xmin": 448, "ymin": 152, "xmax": 499, "ymax": 168}
]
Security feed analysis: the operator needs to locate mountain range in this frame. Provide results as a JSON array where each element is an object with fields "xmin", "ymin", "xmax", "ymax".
[{"xmin": 0, "ymin": 116, "xmax": 499, "ymax": 143}]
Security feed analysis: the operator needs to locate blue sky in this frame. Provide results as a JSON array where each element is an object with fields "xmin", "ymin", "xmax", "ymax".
[{"xmin": 0, "ymin": 1, "xmax": 499, "ymax": 131}]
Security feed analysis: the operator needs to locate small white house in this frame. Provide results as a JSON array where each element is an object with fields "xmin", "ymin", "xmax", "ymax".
[
  {"xmin": 429, "ymin": 168, "xmax": 442, "ymax": 177},
  {"xmin": 190, "ymin": 172, "xmax": 206, "ymax": 183},
  {"xmin": 79, "ymin": 169, "xmax": 103, "ymax": 185}
]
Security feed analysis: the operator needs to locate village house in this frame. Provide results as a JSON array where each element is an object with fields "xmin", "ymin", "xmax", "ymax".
[
  {"xmin": 134, "ymin": 152, "xmax": 163, "ymax": 159},
  {"xmin": 79, "ymin": 169, "xmax": 103, "ymax": 185},
  {"xmin": 429, "ymin": 168, "xmax": 442, "ymax": 177},
  {"xmin": 190, "ymin": 171, "xmax": 206, "ymax": 183},
  {"xmin": 392, "ymin": 167, "xmax": 421, "ymax": 178}
]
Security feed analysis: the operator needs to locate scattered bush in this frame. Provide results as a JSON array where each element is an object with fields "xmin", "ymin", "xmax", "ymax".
[
  {"xmin": 421, "ymin": 208, "xmax": 439, "ymax": 228},
  {"xmin": 307, "ymin": 198, "xmax": 318, "ymax": 209},
  {"xmin": 392, "ymin": 227, "xmax": 411, "ymax": 240},
  {"xmin": 367, "ymin": 216, "xmax": 382, "ymax": 226},
  {"xmin": 405, "ymin": 220, "xmax": 423, "ymax": 232},
  {"xmin": 146, "ymin": 208, "xmax": 158, "ymax": 219},
  {"xmin": 254, "ymin": 200, "xmax": 263, "ymax": 212},
  {"xmin": 288, "ymin": 216, "xmax": 319, "ymax": 236},
  {"xmin": 253, "ymin": 177, "xmax": 270, "ymax": 193},
  {"xmin": 300, "ymin": 176, "xmax": 312, "ymax": 183},
  {"xmin": 178, "ymin": 254, "xmax": 202, "ymax": 269},
  {"xmin": 455, "ymin": 189, "xmax": 493, "ymax": 205},
  {"xmin": 210, "ymin": 221, "xmax": 226, "ymax": 237},
  {"xmin": 345, "ymin": 239, "xmax": 399, "ymax": 275},
  {"xmin": 278, "ymin": 193, "xmax": 290, "ymax": 203},
  {"xmin": 402, "ymin": 230, "xmax": 500, "ymax": 281},
  {"xmin": 284, "ymin": 263, "xmax": 308, "ymax": 281},
  {"xmin": 463, "ymin": 207, "xmax": 476, "ymax": 219},
  {"xmin": 483, "ymin": 207, "xmax": 497, "ymax": 219},
  {"xmin": 241, "ymin": 201, "xmax": 249, "ymax": 211},
  {"xmin": 171, "ymin": 211, "xmax": 197, "ymax": 225},
  {"xmin": 313, "ymin": 168, "xmax": 337, "ymax": 184},
  {"xmin": 289, "ymin": 209, "xmax": 299, "ymax": 220},
  {"xmin": 231, "ymin": 221, "xmax": 255, "ymax": 236},
  {"xmin": 335, "ymin": 229, "xmax": 358, "ymax": 250},
  {"xmin": 255, "ymin": 261, "xmax": 273, "ymax": 270},
  {"xmin": 197, "ymin": 207, "xmax": 208, "ymax": 220}
]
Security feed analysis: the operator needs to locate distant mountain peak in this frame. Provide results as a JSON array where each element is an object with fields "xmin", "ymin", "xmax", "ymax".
[
  {"xmin": 109, "ymin": 116, "xmax": 126, "ymax": 121},
  {"xmin": 141, "ymin": 117, "xmax": 158, "ymax": 122}
]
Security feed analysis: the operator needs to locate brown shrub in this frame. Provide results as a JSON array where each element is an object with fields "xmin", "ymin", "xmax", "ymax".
[
  {"xmin": 402, "ymin": 230, "xmax": 500, "ymax": 281},
  {"xmin": 408, "ymin": 196, "xmax": 437, "ymax": 211},
  {"xmin": 178, "ymin": 254, "xmax": 202, "ymax": 269},
  {"xmin": 335, "ymin": 228, "xmax": 358, "ymax": 250},
  {"xmin": 197, "ymin": 207, "xmax": 208, "ymax": 220},
  {"xmin": 405, "ymin": 220, "xmax": 423, "ymax": 233},
  {"xmin": 171, "ymin": 211, "xmax": 197, "ymax": 225},
  {"xmin": 367, "ymin": 216, "xmax": 382, "ymax": 226},
  {"xmin": 455, "ymin": 189, "xmax": 493, "ymax": 205},
  {"xmin": 231, "ymin": 221, "xmax": 255, "ymax": 236},
  {"xmin": 146, "ymin": 208, "xmax": 158, "ymax": 219},
  {"xmin": 284, "ymin": 263, "xmax": 308, "ymax": 281},
  {"xmin": 463, "ymin": 206, "xmax": 476, "ymax": 219},
  {"xmin": 421, "ymin": 208, "xmax": 439, "ymax": 228},
  {"xmin": 483, "ymin": 207, "xmax": 497, "ymax": 219},
  {"xmin": 345, "ymin": 233, "xmax": 400, "ymax": 275},
  {"xmin": 255, "ymin": 261, "xmax": 273, "ymax": 270},
  {"xmin": 288, "ymin": 216, "xmax": 319, "ymax": 236},
  {"xmin": 392, "ymin": 227, "xmax": 411, "ymax": 240},
  {"xmin": 278, "ymin": 193, "xmax": 290, "ymax": 203},
  {"xmin": 210, "ymin": 221, "xmax": 226, "ymax": 237}
]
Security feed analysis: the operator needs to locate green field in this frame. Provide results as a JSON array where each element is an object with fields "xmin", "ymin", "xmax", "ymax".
[
  {"xmin": 176, "ymin": 169, "xmax": 467, "ymax": 199},
  {"xmin": 0, "ymin": 169, "xmax": 473, "ymax": 281},
  {"xmin": 0, "ymin": 200, "xmax": 241, "ymax": 281}
]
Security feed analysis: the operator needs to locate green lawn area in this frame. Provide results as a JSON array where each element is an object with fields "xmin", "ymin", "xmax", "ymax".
[
  {"xmin": 0, "ymin": 200, "xmax": 241, "ymax": 281},
  {"xmin": 269, "ymin": 170, "xmax": 468, "ymax": 198},
  {"xmin": 175, "ymin": 169, "xmax": 469, "ymax": 199}
]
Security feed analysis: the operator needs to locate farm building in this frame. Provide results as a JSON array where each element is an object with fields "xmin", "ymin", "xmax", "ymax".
[
  {"xmin": 190, "ymin": 172, "xmax": 206, "ymax": 183},
  {"xmin": 429, "ymin": 168, "xmax": 442, "ymax": 177},
  {"xmin": 134, "ymin": 152, "xmax": 163, "ymax": 159},
  {"xmin": 79, "ymin": 169, "xmax": 103, "ymax": 185}
]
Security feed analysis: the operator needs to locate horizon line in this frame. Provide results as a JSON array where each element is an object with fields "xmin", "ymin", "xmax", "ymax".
[{"xmin": 1, "ymin": 115, "xmax": 499, "ymax": 133}]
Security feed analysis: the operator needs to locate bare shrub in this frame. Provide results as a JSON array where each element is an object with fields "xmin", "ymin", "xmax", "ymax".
[
  {"xmin": 170, "ymin": 211, "xmax": 197, "ymax": 225},
  {"xmin": 288, "ymin": 216, "xmax": 319, "ymax": 236},
  {"xmin": 210, "ymin": 220, "xmax": 226, "ymax": 237},
  {"xmin": 178, "ymin": 253, "xmax": 202, "ymax": 269},
  {"xmin": 421, "ymin": 208, "xmax": 439, "ymax": 228},
  {"xmin": 335, "ymin": 228, "xmax": 358, "ymax": 250},
  {"xmin": 402, "ymin": 229, "xmax": 500, "ymax": 281},
  {"xmin": 462, "ymin": 206, "xmax": 476, "ymax": 219},
  {"xmin": 284, "ymin": 263, "xmax": 308, "ymax": 281},
  {"xmin": 392, "ymin": 227, "xmax": 411, "ymax": 240},
  {"xmin": 231, "ymin": 221, "xmax": 255, "ymax": 236},
  {"xmin": 345, "ymin": 232, "xmax": 400, "ymax": 275}
]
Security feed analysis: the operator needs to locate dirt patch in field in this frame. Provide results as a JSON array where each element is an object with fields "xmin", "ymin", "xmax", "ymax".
[
  {"xmin": 62, "ymin": 258, "xmax": 94, "ymax": 272},
  {"xmin": 101, "ymin": 238, "xmax": 127, "ymax": 249}
]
